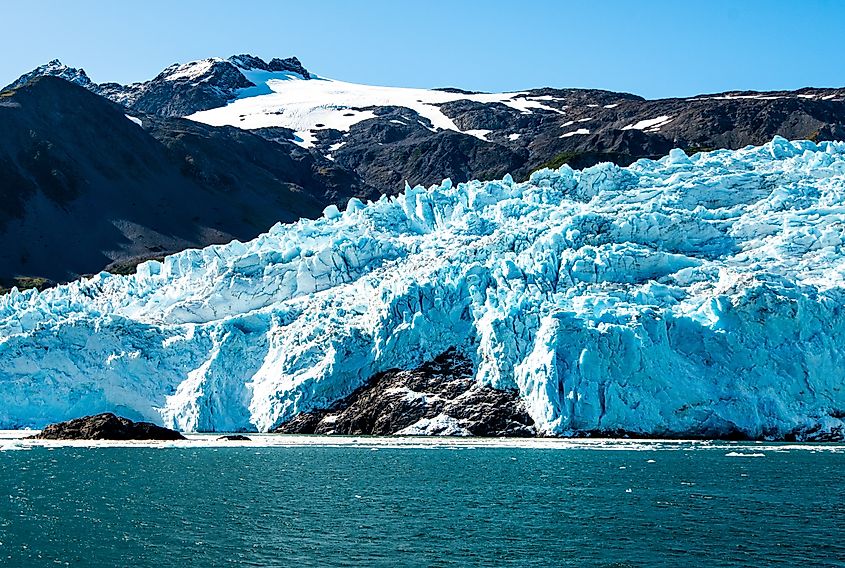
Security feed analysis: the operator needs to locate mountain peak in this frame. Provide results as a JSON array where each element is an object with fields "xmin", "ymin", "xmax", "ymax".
[
  {"xmin": 227, "ymin": 53, "xmax": 267, "ymax": 70},
  {"xmin": 3, "ymin": 53, "xmax": 313, "ymax": 96},
  {"xmin": 3, "ymin": 59, "xmax": 93, "ymax": 92},
  {"xmin": 227, "ymin": 54, "xmax": 311, "ymax": 78},
  {"xmin": 156, "ymin": 58, "xmax": 227, "ymax": 82}
]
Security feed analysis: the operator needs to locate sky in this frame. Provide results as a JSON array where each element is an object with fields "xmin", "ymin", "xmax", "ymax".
[{"xmin": 2, "ymin": 0, "xmax": 844, "ymax": 99}]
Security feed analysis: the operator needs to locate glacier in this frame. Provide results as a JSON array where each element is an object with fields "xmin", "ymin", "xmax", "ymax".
[{"xmin": 2, "ymin": 137, "xmax": 845, "ymax": 438}]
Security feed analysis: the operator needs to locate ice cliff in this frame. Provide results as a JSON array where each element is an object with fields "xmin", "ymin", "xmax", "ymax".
[{"xmin": 2, "ymin": 137, "xmax": 845, "ymax": 438}]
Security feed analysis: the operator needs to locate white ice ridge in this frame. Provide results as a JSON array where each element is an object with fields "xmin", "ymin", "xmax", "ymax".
[{"xmin": 3, "ymin": 137, "xmax": 845, "ymax": 437}]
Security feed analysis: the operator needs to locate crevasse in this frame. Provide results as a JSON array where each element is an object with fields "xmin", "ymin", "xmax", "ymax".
[{"xmin": 2, "ymin": 137, "xmax": 845, "ymax": 437}]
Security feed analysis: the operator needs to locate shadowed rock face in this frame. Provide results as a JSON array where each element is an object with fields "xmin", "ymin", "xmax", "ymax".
[
  {"xmin": 334, "ymin": 120, "xmax": 529, "ymax": 189},
  {"xmin": 274, "ymin": 350, "xmax": 537, "ymax": 437},
  {"xmin": 34, "ymin": 413, "xmax": 185, "ymax": 440}
]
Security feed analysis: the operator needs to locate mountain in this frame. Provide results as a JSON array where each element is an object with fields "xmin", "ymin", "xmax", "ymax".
[
  {"xmin": 8, "ymin": 56, "xmax": 845, "ymax": 191},
  {"xmin": 186, "ymin": 76, "xmax": 845, "ymax": 187},
  {"xmin": 3, "ymin": 55, "xmax": 313, "ymax": 118},
  {"xmin": 4, "ymin": 54, "xmax": 845, "ymax": 287},
  {"xmin": 0, "ymin": 76, "xmax": 373, "ymax": 284},
  {"xmin": 1, "ymin": 138, "xmax": 843, "ymax": 440},
  {"xmin": 5, "ymin": 59, "xmax": 97, "ymax": 91},
  {"xmin": 112, "ymin": 55, "xmax": 311, "ymax": 117}
]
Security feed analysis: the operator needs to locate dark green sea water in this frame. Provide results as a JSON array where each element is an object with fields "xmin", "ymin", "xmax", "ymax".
[{"xmin": 0, "ymin": 441, "xmax": 843, "ymax": 567}]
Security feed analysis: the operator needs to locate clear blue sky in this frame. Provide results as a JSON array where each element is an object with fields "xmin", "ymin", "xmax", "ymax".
[{"xmin": 3, "ymin": 0, "xmax": 844, "ymax": 98}]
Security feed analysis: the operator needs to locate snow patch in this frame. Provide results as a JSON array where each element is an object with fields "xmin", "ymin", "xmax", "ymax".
[
  {"xmin": 164, "ymin": 59, "xmax": 219, "ymax": 82},
  {"xmin": 464, "ymin": 129, "xmax": 491, "ymax": 140},
  {"xmin": 622, "ymin": 115, "xmax": 673, "ymax": 131},
  {"xmin": 561, "ymin": 128, "xmax": 590, "ymax": 138}
]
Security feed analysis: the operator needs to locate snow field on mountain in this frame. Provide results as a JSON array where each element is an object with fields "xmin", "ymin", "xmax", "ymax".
[
  {"xmin": 2, "ymin": 138, "xmax": 845, "ymax": 438},
  {"xmin": 189, "ymin": 74, "xmax": 566, "ymax": 147}
]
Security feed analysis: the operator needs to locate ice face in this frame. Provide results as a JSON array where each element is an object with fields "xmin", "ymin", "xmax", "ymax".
[{"xmin": 2, "ymin": 136, "xmax": 845, "ymax": 437}]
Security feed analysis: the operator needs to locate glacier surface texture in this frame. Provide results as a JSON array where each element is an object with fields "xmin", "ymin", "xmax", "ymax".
[{"xmin": 2, "ymin": 137, "xmax": 845, "ymax": 438}]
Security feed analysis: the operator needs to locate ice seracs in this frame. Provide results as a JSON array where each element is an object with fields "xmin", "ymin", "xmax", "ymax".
[{"xmin": 1, "ymin": 138, "xmax": 845, "ymax": 439}]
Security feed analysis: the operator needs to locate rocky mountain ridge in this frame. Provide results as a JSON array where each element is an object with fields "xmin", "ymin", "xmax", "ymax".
[
  {"xmin": 8, "ymin": 56, "xmax": 845, "ymax": 184},
  {"xmin": 3, "ymin": 55, "xmax": 313, "ymax": 118}
]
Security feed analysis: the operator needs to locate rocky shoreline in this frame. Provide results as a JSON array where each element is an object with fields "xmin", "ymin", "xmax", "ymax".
[{"xmin": 20, "ymin": 388, "xmax": 844, "ymax": 444}]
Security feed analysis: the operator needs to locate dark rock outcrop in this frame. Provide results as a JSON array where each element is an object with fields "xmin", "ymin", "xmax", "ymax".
[
  {"xmin": 335, "ymin": 116, "xmax": 528, "ymax": 188},
  {"xmin": 274, "ymin": 350, "xmax": 536, "ymax": 437},
  {"xmin": 229, "ymin": 54, "xmax": 311, "ymax": 78},
  {"xmin": 33, "ymin": 413, "xmax": 185, "ymax": 440},
  {"xmin": 217, "ymin": 434, "xmax": 252, "ymax": 441}
]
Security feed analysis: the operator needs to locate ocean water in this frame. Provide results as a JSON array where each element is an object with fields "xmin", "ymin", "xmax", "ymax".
[{"xmin": 0, "ymin": 438, "xmax": 843, "ymax": 567}]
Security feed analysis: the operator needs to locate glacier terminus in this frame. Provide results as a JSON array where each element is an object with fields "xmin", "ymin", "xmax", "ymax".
[{"xmin": 2, "ymin": 137, "xmax": 845, "ymax": 439}]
